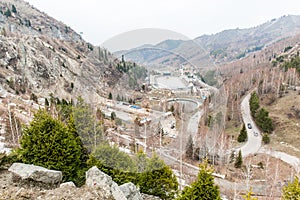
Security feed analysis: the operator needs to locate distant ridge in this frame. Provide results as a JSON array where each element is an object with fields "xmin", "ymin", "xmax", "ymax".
[{"xmin": 115, "ymin": 15, "xmax": 300, "ymax": 69}]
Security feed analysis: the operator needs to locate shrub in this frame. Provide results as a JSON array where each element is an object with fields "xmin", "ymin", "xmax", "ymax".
[
  {"xmin": 17, "ymin": 110, "xmax": 86, "ymax": 184},
  {"xmin": 262, "ymin": 133, "xmax": 270, "ymax": 144}
]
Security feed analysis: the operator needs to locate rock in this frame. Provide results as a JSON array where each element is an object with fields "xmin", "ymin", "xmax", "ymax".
[
  {"xmin": 86, "ymin": 166, "xmax": 126, "ymax": 200},
  {"xmin": 119, "ymin": 182, "xmax": 142, "ymax": 200},
  {"xmin": 60, "ymin": 181, "xmax": 76, "ymax": 188},
  {"xmin": 8, "ymin": 163, "xmax": 62, "ymax": 186},
  {"xmin": 141, "ymin": 193, "xmax": 162, "ymax": 200}
]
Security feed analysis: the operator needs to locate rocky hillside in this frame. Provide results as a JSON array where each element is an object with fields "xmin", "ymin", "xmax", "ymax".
[
  {"xmin": 0, "ymin": 163, "xmax": 160, "ymax": 200},
  {"xmin": 116, "ymin": 15, "xmax": 300, "ymax": 69},
  {"xmin": 0, "ymin": 0, "xmax": 122, "ymax": 103}
]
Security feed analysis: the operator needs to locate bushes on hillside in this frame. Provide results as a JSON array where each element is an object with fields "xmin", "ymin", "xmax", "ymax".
[
  {"xmin": 89, "ymin": 148, "xmax": 178, "ymax": 200},
  {"xmin": 17, "ymin": 110, "xmax": 86, "ymax": 184},
  {"xmin": 249, "ymin": 92, "xmax": 273, "ymax": 134}
]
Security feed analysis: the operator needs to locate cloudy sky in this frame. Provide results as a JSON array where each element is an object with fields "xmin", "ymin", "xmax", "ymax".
[{"xmin": 26, "ymin": 0, "xmax": 300, "ymax": 51}]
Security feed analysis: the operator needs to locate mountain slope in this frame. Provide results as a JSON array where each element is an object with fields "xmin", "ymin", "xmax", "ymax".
[
  {"xmin": 0, "ymin": 0, "xmax": 121, "ymax": 102},
  {"xmin": 116, "ymin": 15, "xmax": 300, "ymax": 69}
]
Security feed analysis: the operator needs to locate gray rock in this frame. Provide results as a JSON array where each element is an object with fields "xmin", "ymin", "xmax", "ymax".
[
  {"xmin": 8, "ymin": 163, "xmax": 62, "ymax": 185},
  {"xmin": 141, "ymin": 193, "xmax": 162, "ymax": 200},
  {"xmin": 86, "ymin": 166, "xmax": 127, "ymax": 200},
  {"xmin": 119, "ymin": 182, "xmax": 142, "ymax": 200},
  {"xmin": 60, "ymin": 181, "xmax": 76, "ymax": 188}
]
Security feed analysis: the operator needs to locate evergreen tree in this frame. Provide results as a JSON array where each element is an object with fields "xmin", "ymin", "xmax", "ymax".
[
  {"xmin": 185, "ymin": 134, "xmax": 194, "ymax": 159},
  {"xmin": 111, "ymin": 111, "xmax": 116, "ymax": 121},
  {"xmin": 18, "ymin": 110, "xmax": 85, "ymax": 183},
  {"xmin": 11, "ymin": 4, "xmax": 17, "ymax": 13},
  {"xmin": 235, "ymin": 150, "xmax": 243, "ymax": 168},
  {"xmin": 255, "ymin": 108, "xmax": 273, "ymax": 133},
  {"xmin": 177, "ymin": 160, "xmax": 221, "ymax": 200},
  {"xmin": 108, "ymin": 92, "xmax": 113, "ymax": 100},
  {"xmin": 238, "ymin": 124, "xmax": 248, "ymax": 143},
  {"xmin": 249, "ymin": 92, "xmax": 260, "ymax": 117},
  {"xmin": 282, "ymin": 176, "xmax": 300, "ymax": 200},
  {"xmin": 138, "ymin": 153, "xmax": 178, "ymax": 200},
  {"xmin": 4, "ymin": 9, "xmax": 11, "ymax": 17}
]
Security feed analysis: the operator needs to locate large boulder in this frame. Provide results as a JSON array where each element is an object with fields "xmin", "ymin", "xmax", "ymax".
[
  {"xmin": 119, "ymin": 182, "xmax": 142, "ymax": 200},
  {"xmin": 8, "ymin": 163, "xmax": 62, "ymax": 188},
  {"xmin": 86, "ymin": 166, "xmax": 127, "ymax": 200}
]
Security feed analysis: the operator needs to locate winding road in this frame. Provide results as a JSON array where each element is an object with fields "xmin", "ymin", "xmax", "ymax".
[
  {"xmin": 239, "ymin": 91, "xmax": 262, "ymax": 157},
  {"xmin": 239, "ymin": 91, "xmax": 300, "ymax": 172}
]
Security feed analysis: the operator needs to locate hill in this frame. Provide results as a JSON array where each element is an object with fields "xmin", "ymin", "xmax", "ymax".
[
  {"xmin": 0, "ymin": 0, "xmax": 122, "ymax": 104},
  {"xmin": 115, "ymin": 15, "xmax": 300, "ymax": 69}
]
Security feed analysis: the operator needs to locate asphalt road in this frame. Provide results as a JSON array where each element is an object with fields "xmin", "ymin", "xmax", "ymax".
[{"xmin": 239, "ymin": 92, "xmax": 262, "ymax": 157}]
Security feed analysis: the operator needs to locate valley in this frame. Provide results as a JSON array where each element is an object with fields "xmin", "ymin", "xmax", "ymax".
[{"xmin": 0, "ymin": 0, "xmax": 299, "ymax": 199}]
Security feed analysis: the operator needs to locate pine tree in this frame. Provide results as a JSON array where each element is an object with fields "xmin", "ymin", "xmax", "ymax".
[
  {"xmin": 255, "ymin": 108, "xmax": 273, "ymax": 133},
  {"xmin": 111, "ymin": 111, "xmax": 116, "ymax": 120},
  {"xmin": 177, "ymin": 160, "xmax": 221, "ymax": 200},
  {"xmin": 4, "ymin": 9, "xmax": 11, "ymax": 17},
  {"xmin": 282, "ymin": 176, "xmax": 300, "ymax": 200},
  {"xmin": 108, "ymin": 92, "xmax": 113, "ymax": 100},
  {"xmin": 18, "ymin": 110, "xmax": 85, "ymax": 183},
  {"xmin": 138, "ymin": 152, "xmax": 178, "ymax": 200},
  {"xmin": 249, "ymin": 92, "xmax": 260, "ymax": 117},
  {"xmin": 235, "ymin": 150, "xmax": 243, "ymax": 168},
  {"xmin": 11, "ymin": 4, "xmax": 17, "ymax": 13},
  {"xmin": 185, "ymin": 134, "xmax": 194, "ymax": 159},
  {"xmin": 238, "ymin": 124, "xmax": 247, "ymax": 143}
]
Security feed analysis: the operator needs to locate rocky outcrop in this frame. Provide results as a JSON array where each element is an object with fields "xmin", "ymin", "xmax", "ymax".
[
  {"xmin": 8, "ymin": 163, "xmax": 62, "ymax": 188},
  {"xmin": 3, "ymin": 164, "xmax": 161, "ymax": 199},
  {"xmin": 86, "ymin": 166, "xmax": 127, "ymax": 200},
  {"xmin": 119, "ymin": 182, "xmax": 142, "ymax": 200}
]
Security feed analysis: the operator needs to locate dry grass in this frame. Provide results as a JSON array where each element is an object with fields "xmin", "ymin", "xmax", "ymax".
[{"xmin": 262, "ymin": 90, "xmax": 300, "ymax": 158}]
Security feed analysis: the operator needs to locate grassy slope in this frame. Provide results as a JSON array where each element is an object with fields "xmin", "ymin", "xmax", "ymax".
[{"xmin": 263, "ymin": 90, "xmax": 300, "ymax": 157}]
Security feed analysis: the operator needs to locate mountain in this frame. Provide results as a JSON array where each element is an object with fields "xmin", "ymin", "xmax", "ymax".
[
  {"xmin": 0, "ymin": 0, "xmax": 121, "ymax": 103},
  {"xmin": 115, "ymin": 15, "xmax": 300, "ymax": 69}
]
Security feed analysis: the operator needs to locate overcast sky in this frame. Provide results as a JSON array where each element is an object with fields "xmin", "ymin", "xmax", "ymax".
[{"xmin": 26, "ymin": 0, "xmax": 300, "ymax": 51}]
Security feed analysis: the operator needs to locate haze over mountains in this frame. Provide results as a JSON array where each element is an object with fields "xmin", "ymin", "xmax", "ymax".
[{"xmin": 115, "ymin": 15, "xmax": 300, "ymax": 69}]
